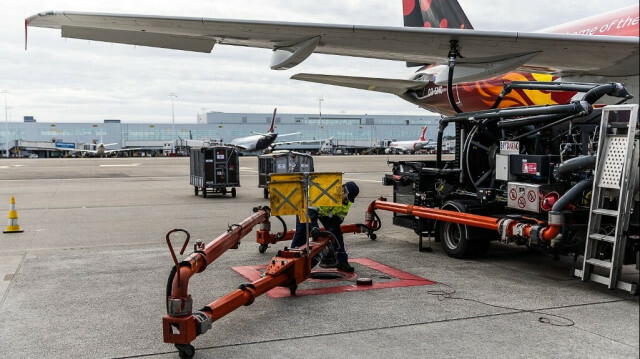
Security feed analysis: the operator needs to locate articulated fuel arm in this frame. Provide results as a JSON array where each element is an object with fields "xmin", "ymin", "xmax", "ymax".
[
  {"xmin": 162, "ymin": 207, "xmax": 339, "ymax": 359},
  {"xmin": 365, "ymin": 198, "xmax": 562, "ymax": 243}
]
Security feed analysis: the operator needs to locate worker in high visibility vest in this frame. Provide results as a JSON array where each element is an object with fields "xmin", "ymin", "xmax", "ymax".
[{"xmin": 291, "ymin": 181, "xmax": 360, "ymax": 272}]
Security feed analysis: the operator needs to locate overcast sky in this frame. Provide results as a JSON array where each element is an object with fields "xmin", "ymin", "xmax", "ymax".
[{"xmin": 0, "ymin": 1, "xmax": 636, "ymax": 123}]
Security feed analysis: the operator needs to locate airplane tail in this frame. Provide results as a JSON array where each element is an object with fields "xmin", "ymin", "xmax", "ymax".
[
  {"xmin": 268, "ymin": 108, "xmax": 277, "ymax": 133},
  {"xmin": 403, "ymin": 0, "xmax": 473, "ymax": 30},
  {"xmin": 403, "ymin": 0, "xmax": 473, "ymax": 67},
  {"xmin": 419, "ymin": 126, "xmax": 427, "ymax": 142}
]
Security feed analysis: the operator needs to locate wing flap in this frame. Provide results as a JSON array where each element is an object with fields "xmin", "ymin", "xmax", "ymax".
[
  {"xmin": 62, "ymin": 26, "xmax": 215, "ymax": 52},
  {"xmin": 292, "ymin": 74, "xmax": 427, "ymax": 95}
]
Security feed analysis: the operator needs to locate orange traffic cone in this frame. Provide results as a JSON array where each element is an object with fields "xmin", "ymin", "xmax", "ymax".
[{"xmin": 3, "ymin": 196, "xmax": 23, "ymax": 233}]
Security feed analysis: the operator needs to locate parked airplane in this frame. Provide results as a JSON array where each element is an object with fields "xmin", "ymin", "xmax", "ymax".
[
  {"xmin": 70, "ymin": 140, "xmax": 139, "ymax": 157},
  {"xmin": 385, "ymin": 127, "xmax": 430, "ymax": 154},
  {"xmin": 226, "ymin": 108, "xmax": 301, "ymax": 153},
  {"xmin": 25, "ymin": 2, "xmax": 639, "ymax": 116},
  {"xmin": 78, "ymin": 142, "xmax": 139, "ymax": 157},
  {"xmin": 33, "ymin": 136, "xmax": 139, "ymax": 157}
]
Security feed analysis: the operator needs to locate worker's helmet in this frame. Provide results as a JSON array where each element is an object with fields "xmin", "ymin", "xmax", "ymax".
[{"xmin": 343, "ymin": 181, "xmax": 359, "ymax": 203}]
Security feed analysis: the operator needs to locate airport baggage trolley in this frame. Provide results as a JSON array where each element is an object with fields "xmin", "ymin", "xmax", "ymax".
[
  {"xmin": 190, "ymin": 146, "xmax": 240, "ymax": 198},
  {"xmin": 258, "ymin": 151, "xmax": 314, "ymax": 198}
]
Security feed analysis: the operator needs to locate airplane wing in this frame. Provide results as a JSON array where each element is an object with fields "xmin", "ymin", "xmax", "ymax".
[
  {"xmin": 276, "ymin": 132, "xmax": 302, "ymax": 138},
  {"xmin": 26, "ymin": 11, "xmax": 638, "ymax": 77},
  {"xmin": 104, "ymin": 148, "xmax": 141, "ymax": 154},
  {"xmin": 27, "ymin": 145, "xmax": 96, "ymax": 154},
  {"xmin": 272, "ymin": 137, "xmax": 333, "ymax": 148},
  {"xmin": 291, "ymin": 74, "xmax": 427, "ymax": 95},
  {"xmin": 227, "ymin": 144, "xmax": 249, "ymax": 150}
]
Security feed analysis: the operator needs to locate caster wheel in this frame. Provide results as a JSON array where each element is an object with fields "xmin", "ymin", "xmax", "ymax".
[
  {"xmin": 194, "ymin": 186, "xmax": 198, "ymax": 196},
  {"xmin": 175, "ymin": 344, "xmax": 195, "ymax": 359},
  {"xmin": 231, "ymin": 187, "xmax": 237, "ymax": 198},
  {"xmin": 289, "ymin": 284, "xmax": 298, "ymax": 296},
  {"xmin": 221, "ymin": 187, "xmax": 227, "ymax": 195},
  {"xmin": 258, "ymin": 244, "xmax": 268, "ymax": 254},
  {"xmin": 369, "ymin": 233, "xmax": 377, "ymax": 241},
  {"xmin": 263, "ymin": 188, "xmax": 269, "ymax": 199},
  {"xmin": 202, "ymin": 189, "xmax": 207, "ymax": 198}
]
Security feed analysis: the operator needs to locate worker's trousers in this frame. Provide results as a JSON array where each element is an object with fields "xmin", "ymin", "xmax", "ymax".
[{"xmin": 291, "ymin": 210, "xmax": 348, "ymax": 264}]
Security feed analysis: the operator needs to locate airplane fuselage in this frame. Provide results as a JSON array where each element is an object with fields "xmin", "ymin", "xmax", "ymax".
[
  {"xmin": 387, "ymin": 140, "xmax": 429, "ymax": 153},
  {"xmin": 402, "ymin": 5, "xmax": 639, "ymax": 115},
  {"xmin": 230, "ymin": 133, "xmax": 278, "ymax": 152}
]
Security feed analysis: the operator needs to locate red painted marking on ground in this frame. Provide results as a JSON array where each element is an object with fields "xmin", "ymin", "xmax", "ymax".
[{"xmin": 231, "ymin": 258, "xmax": 435, "ymax": 298}]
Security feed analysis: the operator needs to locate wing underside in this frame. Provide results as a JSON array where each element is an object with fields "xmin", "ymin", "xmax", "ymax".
[
  {"xmin": 291, "ymin": 74, "xmax": 427, "ymax": 95},
  {"xmin": 25, "ymin": 11, "xmax": 639, "ymax": 77}
]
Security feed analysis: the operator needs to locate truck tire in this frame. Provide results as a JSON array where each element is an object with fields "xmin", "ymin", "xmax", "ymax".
[{"xmin": 437, "ymin": 200, "xmax": 492, "ymax": 259}]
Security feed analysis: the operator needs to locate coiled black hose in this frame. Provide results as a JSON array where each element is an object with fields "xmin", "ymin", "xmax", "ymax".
[{"xmin": 274, "ymin": 215, "xmax": 287, "ymax": 240}]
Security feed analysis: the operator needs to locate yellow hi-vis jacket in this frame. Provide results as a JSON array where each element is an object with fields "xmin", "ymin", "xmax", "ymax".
[{"xmin": 317, "ymin": 202, "xmax": 352, "ymax": 221}]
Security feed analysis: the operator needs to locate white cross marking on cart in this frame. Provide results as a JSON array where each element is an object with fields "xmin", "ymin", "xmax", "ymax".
[
  {"xmin": 309, "ymin": 178, "xmax": 340, "ymax": 205},
  {"xmin": 272, "ymin": 187, "xmax": 300, "ymax": 212}
]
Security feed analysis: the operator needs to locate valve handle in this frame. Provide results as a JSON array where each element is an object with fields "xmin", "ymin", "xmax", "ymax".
[{"xmin": 165, "ymin": 229, "xmax": 191, "ymax": 271}]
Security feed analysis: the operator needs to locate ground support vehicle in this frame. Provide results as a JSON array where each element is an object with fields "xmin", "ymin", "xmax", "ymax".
[
  {"xmin": 258, "ymin": 150, "xmax": 314, "ymax": 198},
  {"xmin": 382, "ymin": 84, "xmax": 639, "ymax": 293},
  {"xmin": 190, "ymin": 146, "xmax": 240, "ymax": 198}
]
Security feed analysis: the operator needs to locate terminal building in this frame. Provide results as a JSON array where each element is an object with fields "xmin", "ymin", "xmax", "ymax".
[{"xmin": 1, "ymin": 111, "xmax": 452, "ymax": 157}]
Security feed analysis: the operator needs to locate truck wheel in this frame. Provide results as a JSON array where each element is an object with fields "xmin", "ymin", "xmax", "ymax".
[
  {"xmin": 231, "ymin": 188, "xmax": 237, "ymax": 198},
  {"xmin": 263, "ymin": 188, "xmax": 269, "ymax": 199},
  {"xmin": 194, "ymin": 186, "xmax": 198, "ymax": 196},
  {"xmin": 438, "ymin": 200, "xmax": 491, "ymax": 259}
]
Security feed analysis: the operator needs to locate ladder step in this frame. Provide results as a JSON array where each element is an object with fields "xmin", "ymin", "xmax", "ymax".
[
  {"xmin": 592, "ymin": 208, "xmax": 618, "ymax": 216},
  {"xmin": 586, "ymin": 258, "xmax": 613, "ymax": 269},
  {"xmin": 589, "ymin": 233, "xmax": 616, "ymax": 243}
]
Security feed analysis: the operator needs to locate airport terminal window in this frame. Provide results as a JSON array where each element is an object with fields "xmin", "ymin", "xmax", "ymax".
[{"xmin": 306, "ymin": 118, "xmax": 361, "ymax": 126}]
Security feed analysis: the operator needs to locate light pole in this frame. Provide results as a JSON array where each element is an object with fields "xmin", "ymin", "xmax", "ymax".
[
  {"xmin": 1, "ymin": 90, "xmax": 8, "ymax": 158},
  {"xmin": 169, "ymin": 93, "xmax": 177, "ymax": 148},
  {"xmin": 317, "ymin": 95, "xmax": 324, "ymax": 121}
]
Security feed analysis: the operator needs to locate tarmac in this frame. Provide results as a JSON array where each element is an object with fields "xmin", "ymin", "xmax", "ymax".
[{"xmin": 0, "ymin": 155, "xmax": 638, "ymax": 359}]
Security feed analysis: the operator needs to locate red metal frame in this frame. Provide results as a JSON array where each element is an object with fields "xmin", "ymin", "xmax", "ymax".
[
  {"xmin": 162, "ymin": 207, "xmax": 338, "ymax": 347},
  {"xmin": 256, "ymin": 223, "xmax": 372, "ymax": 246}
]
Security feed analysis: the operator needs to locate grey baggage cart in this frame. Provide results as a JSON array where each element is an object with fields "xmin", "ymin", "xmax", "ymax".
[
  {"xmin": 258, "ymin": 151, "xmax": 314, "ymax": 198},
  {"xmin": 190, "ymin": 146, "xmax": 240, "ymax": 198}
]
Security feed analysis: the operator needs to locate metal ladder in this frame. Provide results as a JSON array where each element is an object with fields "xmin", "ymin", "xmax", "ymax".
[{"xmin": 575, "ymin": 104, "xmax": 639, "ymax": 294}]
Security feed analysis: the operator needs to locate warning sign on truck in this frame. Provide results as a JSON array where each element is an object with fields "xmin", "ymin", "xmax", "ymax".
[{"xmin": 522, "ymin": 160, "xmax": 537, "ymax": 175}]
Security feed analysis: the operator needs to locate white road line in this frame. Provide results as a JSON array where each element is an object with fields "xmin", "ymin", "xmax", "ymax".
[
  {"xmin": 343, "ymin": 177, "xmax": 381, "ymax": 183},
  {"xmin": 99, "ymin": 163, "xmax": 141, "ymax": 167}
]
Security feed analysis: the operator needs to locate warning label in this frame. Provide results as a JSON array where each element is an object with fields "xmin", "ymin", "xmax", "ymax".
[
  {"xmin": 518, "ymin": 197, "xmax": 526, "ymax": 209},
  {"xmin": 509, "ymin": 188, "xmax": 517, "ymax": 200},
  {"xmin": 527, "ymin": 190, "xmax": 537, "ymax": 203},
  {"xmin": 522, "ymin": 161, "xmax": 537, "ymax": 175}
]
